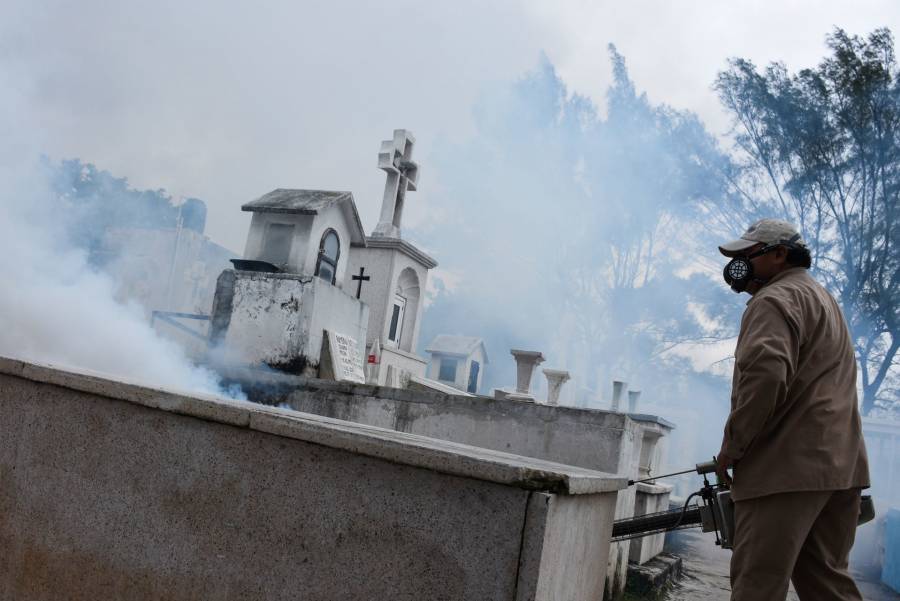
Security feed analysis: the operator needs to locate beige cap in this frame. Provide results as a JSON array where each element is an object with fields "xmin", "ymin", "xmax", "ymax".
[{"xmin": 718, "ymin": 218, "xmax": 807, "ymax": 257}]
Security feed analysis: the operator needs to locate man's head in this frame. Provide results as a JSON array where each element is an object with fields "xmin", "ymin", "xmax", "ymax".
[{"xmin": 719, "ymin": 219, "xmax": 810, "ymax": 294}]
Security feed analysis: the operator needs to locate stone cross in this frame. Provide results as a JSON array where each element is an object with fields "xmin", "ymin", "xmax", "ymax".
[
  {"xmin": 352, "ymin": 266, "xmax": 370, "ymax": 299},
  {"xmin": 373, "ymin": 129, "xmax": 418, "ymax": 238},
  {"xmin": 542, "ymin": 369, "xmax": 571, "ymax": 406}
]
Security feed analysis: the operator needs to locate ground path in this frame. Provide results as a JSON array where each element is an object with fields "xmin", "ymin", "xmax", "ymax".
[{"xmin": 660, "ymin": 529, "xmax": 898, "ymax": 600}]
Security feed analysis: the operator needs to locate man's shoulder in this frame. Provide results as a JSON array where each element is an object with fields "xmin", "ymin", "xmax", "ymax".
[{"xmin": 756, "ymin": 268, "xmax": 818, "ymax": 303}]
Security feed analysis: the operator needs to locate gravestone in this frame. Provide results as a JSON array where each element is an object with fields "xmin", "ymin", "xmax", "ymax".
[{"xmin": 319, "ymin": 330, "xmax": 366, "ymax": 383}]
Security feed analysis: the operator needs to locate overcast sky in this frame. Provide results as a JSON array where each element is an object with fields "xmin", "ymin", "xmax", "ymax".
[{"xmin": 3, "ymin": 0, "xmax": 898, "ymax": 252}]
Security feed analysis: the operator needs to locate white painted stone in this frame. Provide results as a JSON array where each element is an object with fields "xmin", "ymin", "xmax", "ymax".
[
  {"xmin": 241, "ymin": 190, "xmax": 366, "ymax": 286},
  {"xmin": 376, "ymin": 346, "xmax": 427, "ymax": 388},
  {"xmin": 628, "ymin": 390, "xmax": 642, "ymax": 413},
  {"xmin": 510, "ymin": 350, "xmax": 545, "ymax": 398},
  {"xmin": 373, "ymin": 129, "xmax": 418, "ymax": 239},
  {"xmin": 629, "ymin": 482, "xmax": 674, "ymax": 565},
  {"xmin": 322, "ymin": 330, "xmax": 366, "ymax": 384},
  {"xmin": 542, "ymin": 369, "xmax": 571, "ymax": 406},
  {"xmin": 342, "ymin": 131, "xmax": 437, "ymax": 389},
  {"xmin": 210, "ymin": 272, "xmax": 368, "ymax": 376},
  {"xmin": 407, "ymin": 375, "xmax": 475, "ymax": 397},
  {"xmin": 611, "ymin": 380, "xmax": 626, "ymax": 412},
  {"xmin": 425, "ymin": 335, "xmax": 488, "ymax": 394}
]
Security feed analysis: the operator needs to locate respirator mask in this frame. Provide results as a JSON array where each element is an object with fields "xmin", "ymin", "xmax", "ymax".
[
  {"xmin": 723, "ymin": 232, "xmax": 803, "ymax": 293},
  {"xmin": 723, "ymin": 245, "xmax": 777, "ymax": 293}
]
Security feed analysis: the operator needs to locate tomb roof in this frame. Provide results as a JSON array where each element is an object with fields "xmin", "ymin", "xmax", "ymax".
[
  {"xmin": 363, "ymin": 236, "xmax": 438, "ymax": 268},
  {"xmin": 242, "ymin": 189, "xmax": 367, "ymax": 245}
]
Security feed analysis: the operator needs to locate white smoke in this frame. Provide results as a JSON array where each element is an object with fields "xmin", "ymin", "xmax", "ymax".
[{"xmin": 0, "ymin": 158, "xmax": 242, "ymax": 399}]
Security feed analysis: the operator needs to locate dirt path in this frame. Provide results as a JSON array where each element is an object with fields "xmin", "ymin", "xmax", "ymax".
[{"xmin": 662, "ymin": 529, "xmax": 899, "ymax": 601}]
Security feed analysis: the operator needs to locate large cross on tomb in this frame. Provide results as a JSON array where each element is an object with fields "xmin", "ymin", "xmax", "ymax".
[{"xmin": 372, "ymin": 129, "xmax": 418, "ymax": 238}]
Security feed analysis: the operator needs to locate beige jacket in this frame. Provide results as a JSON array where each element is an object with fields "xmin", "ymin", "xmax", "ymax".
[{"xmin": 720, "ymin": 268, "xmax": 870, "ymax": 501}]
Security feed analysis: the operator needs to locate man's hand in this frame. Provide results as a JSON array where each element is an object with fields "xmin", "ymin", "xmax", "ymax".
[{"xmin": 715, "ymin": 452, "xmax": 734, "ymax": 486}]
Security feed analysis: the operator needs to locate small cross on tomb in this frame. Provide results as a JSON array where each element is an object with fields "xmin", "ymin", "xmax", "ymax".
[
  {"xmin": 373, "ymin": 129, "xmax": 418, "ymax": 238},
  {"xmin": 352, "ymin": 266, "xmax": 371, "ymax": 299}
]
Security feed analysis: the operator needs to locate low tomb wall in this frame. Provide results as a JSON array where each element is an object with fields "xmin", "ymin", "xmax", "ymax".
[
  {"xmin": 225, "ymin": 367, "xmax": 640, "ymax": 475},
  {"xmin": 220, "ymin": 367, "xmax": 676, "ymax": 599},
  {"xmin": 0, "ymin": 357, "xmax": 625, "ymax": 601}
]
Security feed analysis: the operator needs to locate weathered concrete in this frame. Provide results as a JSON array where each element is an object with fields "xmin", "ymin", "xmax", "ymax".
[
  {"xmin": 221, "ymin": 365, "xmax": 639, "ymax": 475},
  {"xmin": 216, "ymin": 366, "xmax": 671, "ymax": 599},
  {"xmin": 543, "ymin": 369, "xmax": 571, "ymax": 406},
  {"xmin": 624, "ymin": 553, "xmax": 682, "ymax": 600},
  {"xmin": 884, "ymin": 508, "xmax": 900, "ymax": 593},
  {"xmin": 510, "ymin": 349, "xmax": 545, "ymax": 398},
  {"xmin": 0, "ymin": 357, "xmax": 625, "ymax": 601},
  {"xmin": 210, "ymin": 270, "xmax": 368, "ymax": 376},
  {"xmin": 241, "ymin": 189, "xmax": 367, "ymax": 279},
  {"xmin": 628, "ymin": 482, "xmax": 673, "ymax": 565}
]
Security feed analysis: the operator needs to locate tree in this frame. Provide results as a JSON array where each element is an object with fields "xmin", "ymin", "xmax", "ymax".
[
  {"xmin": 44, "ymin": 158, "xmax": 180, "ymax": 263},
  {"xmin": 715, "ymin": 28, "xmax": 900, "ymax": 416},
  {"xmin": 417, "ymin": 50, "xmax": 744, "ymax": 399}
]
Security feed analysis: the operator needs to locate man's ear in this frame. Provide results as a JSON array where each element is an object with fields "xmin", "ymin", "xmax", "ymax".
[{"xmin": 774, "ymin": 246, "xmax": 789, "ymax": 263}]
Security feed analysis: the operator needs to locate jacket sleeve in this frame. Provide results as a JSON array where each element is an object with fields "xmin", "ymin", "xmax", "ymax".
[{"xmin": 720, "ymin": 296, "xmax": 800, "ymax": 461}]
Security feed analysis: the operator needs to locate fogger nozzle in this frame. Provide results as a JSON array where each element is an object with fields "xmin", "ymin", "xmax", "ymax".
[{"xmin": 696, "ymin": 460, "xmax": 717, "ymax": 475}]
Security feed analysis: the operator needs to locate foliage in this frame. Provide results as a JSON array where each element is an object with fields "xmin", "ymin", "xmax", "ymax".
[
  {"xmin": 715, "ymin": 28, "xmax": 900, "ymax": 415},
  {"xmin": 419, "ymin": 49, "xmax": 743, "ymax": 402},
  {"xmin": 44, "ymin": 157, "xmax": 180, "ymax": 263}
]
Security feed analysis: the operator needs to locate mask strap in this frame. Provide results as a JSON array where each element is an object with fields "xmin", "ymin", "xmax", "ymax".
[{"xmin": 747, "ymin": 245, "xmax": 776, "ymax": 259}]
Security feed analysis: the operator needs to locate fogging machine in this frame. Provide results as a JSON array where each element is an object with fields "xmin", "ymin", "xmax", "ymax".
[{"xmin": 611, "ymin": 459, "xmax": 875, "ymax": 550}]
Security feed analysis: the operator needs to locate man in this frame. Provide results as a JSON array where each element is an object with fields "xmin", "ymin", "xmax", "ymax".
[{"xmin": 715, "ymin": 219, "xmax": 870, "ymax": 601}]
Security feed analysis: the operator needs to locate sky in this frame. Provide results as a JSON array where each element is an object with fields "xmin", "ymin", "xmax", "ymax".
[{"xmin": 3, "ymin": 0, "xmax": 898, "ymax": 253}]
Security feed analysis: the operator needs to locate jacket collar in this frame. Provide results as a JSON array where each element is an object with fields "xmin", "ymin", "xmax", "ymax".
[{"xmin": 746, "ymin": 267, "xmax": 807, "ymax": 305}]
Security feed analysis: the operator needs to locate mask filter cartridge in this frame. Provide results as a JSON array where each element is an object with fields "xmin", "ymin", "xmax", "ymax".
[{"xmin": 723, "ymin": 257, "xmax": 754, "ymax": 293}]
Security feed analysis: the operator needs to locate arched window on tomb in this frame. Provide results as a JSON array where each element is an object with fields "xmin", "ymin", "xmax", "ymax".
[
  {"xmin": 387, "ymin": 267, "xmax": 420, "ymax": 351},
  {"xmin": 315, "ymin": 229, "xmax": 340, "ymax": 285}
]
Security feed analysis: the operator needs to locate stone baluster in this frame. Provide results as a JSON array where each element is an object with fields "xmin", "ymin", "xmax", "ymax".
[
  {"xmin": 628, "ymin": 390, "xmax": 642, "ymax": 413},
  {"xmin": 508, "ymin": 349, "xmax": 545, "ymax": 400},
  {"xmin": 542, "ymin": 369, "xmax": 571, "ymax": 406},
  {"xmin": 611, "ymin": 380, "xmax": 626, "ymax": 412}
]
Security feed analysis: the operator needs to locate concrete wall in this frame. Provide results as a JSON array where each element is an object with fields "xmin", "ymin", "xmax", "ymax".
[
  {"xmin": 99, "ymin": 227, "xmax": 235, "ymax": 318},
  {"xmin": 242, "ymin": 373, "xmax": 639, "ymax": 475},
  {"xmin": 628, "ymin": 483, "xmax": 673, "ymax": 565},
  {"xmin": 243, "ymin": 207, "xmax": 355, "ymax": 287},
  {"xmin": 210, "ymin": 271, "xmax": 368, "ymax": 376},
  {"xmin": 851, "ymin": 418, "xmax": 900, "ymax": 577},
  {"xmin": 390, "ymin": 252, "xmax": 429, "ymax": 353},
  {"xmin": 244, "ymin": 212, "xmax": 314, "ymax": 274},
  {"xmin": 0, "ymin": 357, "xmax": 625, "ymax": 601},
  {"xmin": 304, "ymin": 277, "xmax": 370, "ymax": 372},
  {"xmin": 883, "ymin": 508, "xmax": 900, "ymax": 593},
  {"xmin": 219, "ymin": 369, "xmax": 677, "ymax": 599},
  {"xmin": 346, "ymin": 240, "xmax": 432, "ymax": 354},
  {"xmin": 299, "ymin": 205, "xmax": 356, "ymax": 287},
  {"xmin": 376, "ymin": 346, "xmax": 427, "ymax": 387},
  {"xmin": 345, "ymin": 245, "xmax": 395, "ymax": 349}
]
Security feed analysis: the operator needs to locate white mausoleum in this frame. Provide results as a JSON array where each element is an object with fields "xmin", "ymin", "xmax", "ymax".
[
  {"xmin": 209, "ymin": 190, "xmax": 370, "ymax": 375},
  {"xmin": 425, "ymin": 335, "xmax": 488, "ymax": 394},
  {"xmin": 346, "ymin": 130, "xmax": 437, "ymax": 387},
  {"xmin": 209, "ymin": 129, "xmax": 436, "ymax": 386}
]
